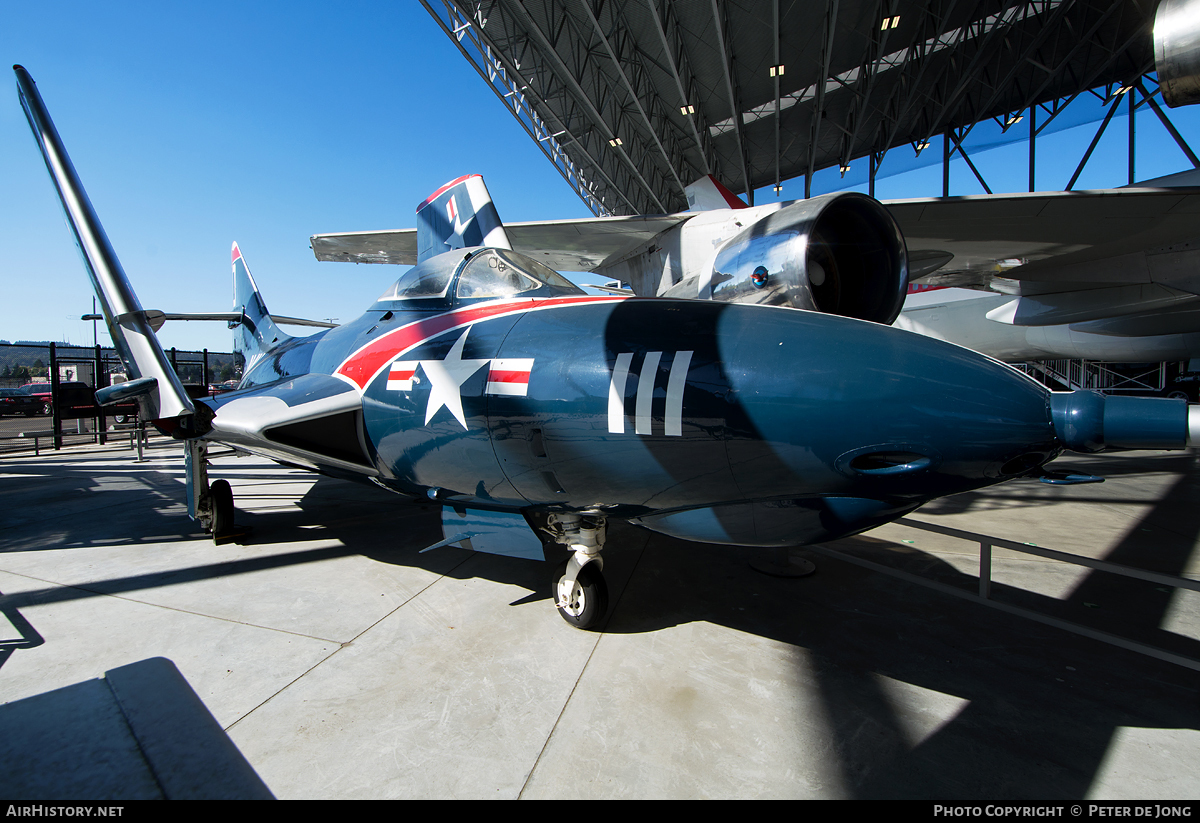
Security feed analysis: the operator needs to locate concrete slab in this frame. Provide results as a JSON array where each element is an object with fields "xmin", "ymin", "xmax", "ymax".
[
  {"xmin": 1, "ymin": 438, "xmax": 1198, "ymax": 799},
  {"xmin": 0, "ymin": 657, "xmax": 272, "ymax": 799}
]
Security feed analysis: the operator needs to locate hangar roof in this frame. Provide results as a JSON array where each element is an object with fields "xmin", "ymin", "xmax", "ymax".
[{"xmin": 425, "ymin": 0, "xmax": 1155, "ymax": 215}]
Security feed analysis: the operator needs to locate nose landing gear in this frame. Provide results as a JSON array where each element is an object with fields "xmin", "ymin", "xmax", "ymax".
[
  {"xmin": 546, "ymin": 513, "xmax": 609, "ymax": 629},
  {"xmin": 553, "ymin": 558, "xmax": 608, "ymax": 629}
]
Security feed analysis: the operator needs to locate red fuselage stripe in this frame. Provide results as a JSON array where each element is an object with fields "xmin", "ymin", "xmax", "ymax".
[
  {"xmin": 488, "ymin": 370, "xmax": 530, "ymax": 384},
  {"xmin": 334, "ymin": 296, "xmax": 623, "ymax": 390}
]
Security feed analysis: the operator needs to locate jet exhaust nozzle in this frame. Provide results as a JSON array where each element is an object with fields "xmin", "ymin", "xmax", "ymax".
[
  {"xmin": 703, "ymin": 192, "xmax": 908, "ymax": 324},
  {"xmin": 1155, "ymin": 0, "xmax": 1200, "ymax": 107},
  {"xmin": 1051, "ymin": 391, "xmax": 1193, "ymax": 452}
]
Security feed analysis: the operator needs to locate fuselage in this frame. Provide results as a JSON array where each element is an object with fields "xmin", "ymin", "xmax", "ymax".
[{"xmin": 202, "ymin": 247, "xmax": 1063, "ymax": 548}]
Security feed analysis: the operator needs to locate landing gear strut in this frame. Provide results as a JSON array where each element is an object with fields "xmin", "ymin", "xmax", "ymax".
[
  {"xmin": 546, "ymin": 513, "xmax": 609, "ymax": 629},
  {"xmin": 185, "ymin": 440, "xmax": 244, "ymax": 544}
]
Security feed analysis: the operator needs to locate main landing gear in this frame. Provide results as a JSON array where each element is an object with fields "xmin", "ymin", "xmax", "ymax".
[
  {"xmin": 546, "ymin": 513, "xmax": 609, "ymax": 629},
  {"xmin": 185, "ymin": 440, "xmax": 245, "ymax": 545}
]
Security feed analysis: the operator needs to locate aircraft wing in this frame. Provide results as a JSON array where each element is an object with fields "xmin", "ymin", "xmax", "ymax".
[
  {"xmin": 888, "ymin": 187, "xmax": 1200, "ymax": 296},
  {"xmin": 889, "ymin": 186, "xmax": 1200, "ymax": 336},
  {"xmin": 311, "ymin": 186, "xmax": 1200, "ymax": 331},
  {"xmin": 310, "ymin": 214, "xmax": 688, "ymax": 271}
]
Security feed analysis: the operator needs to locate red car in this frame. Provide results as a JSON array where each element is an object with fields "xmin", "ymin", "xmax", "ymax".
[
  {"xmin": 8, "ymin": 382, "xmax": 138, "ymax": 420},
  {"xmin": 12, "ymin": 383, "xmax": 55, "ymax": 416}
]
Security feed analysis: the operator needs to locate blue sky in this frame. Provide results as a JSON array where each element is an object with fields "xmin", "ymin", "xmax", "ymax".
[
  {"xmin": 3, "ymin": 2, "xmax": 1199, "ymax": 354},
  {"xmin": 1, "ymin": 2, "xmax": 592, "ymax": 353}
]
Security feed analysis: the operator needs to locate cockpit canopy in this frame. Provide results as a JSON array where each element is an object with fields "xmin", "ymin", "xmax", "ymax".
[{"xmin": 375, "ymin": 247, "xmax": 584, "ymax": 307}]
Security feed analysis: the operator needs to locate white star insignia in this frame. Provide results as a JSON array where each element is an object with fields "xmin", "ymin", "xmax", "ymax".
[
  {"xmin": 443, "ymin": 198, "xmax": 469, "ymax": 251},
  {"xmin": 419, "ymin": 327, "xmax": 489, "ymax": 429}
]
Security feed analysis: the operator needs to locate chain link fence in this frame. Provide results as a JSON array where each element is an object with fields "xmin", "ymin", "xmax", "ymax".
[{"xmin": 0, "ymin": 343, "xmax": 241, "ymax": 455}]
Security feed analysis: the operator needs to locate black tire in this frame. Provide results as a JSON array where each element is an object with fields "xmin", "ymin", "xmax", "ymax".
[
  {"xmin": 552, "ymin": 559, "xmax": 609, "ymax": 629},
  {"xmin": 41, "ymin": 402, "xmax": 52, "ymax": 416},
  {"xmin": 209, "ymin": 479, "xmax": 234, "ymax": 538},
  {"xmin": 113, "ymin": 414, "xmax": 127, "ymax": 424}
]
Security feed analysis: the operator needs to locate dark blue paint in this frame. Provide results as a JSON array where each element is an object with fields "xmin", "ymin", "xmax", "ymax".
[{"xmin": 204, "ymin": 247, "xmax": 1188, "ymax": 549}]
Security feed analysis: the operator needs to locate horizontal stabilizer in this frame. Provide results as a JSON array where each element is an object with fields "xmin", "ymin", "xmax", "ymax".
[
  {"xmin": 590, "ymin": 283, "xmax": 636, "ymax": 296},
  {"xmin": 83, "ymin": 311, "xmax": 336, "ymax": 330}
]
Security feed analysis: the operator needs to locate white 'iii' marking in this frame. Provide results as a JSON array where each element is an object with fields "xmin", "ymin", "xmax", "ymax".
[{"xmin": 608, "ymin": 351, "xmax": 694, "ymax": 436}]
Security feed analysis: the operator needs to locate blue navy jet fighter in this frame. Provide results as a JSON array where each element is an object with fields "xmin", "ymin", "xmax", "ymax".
[{"xmin": 16, "ymin": 66, "xmax": 1199, "ymax": 629}]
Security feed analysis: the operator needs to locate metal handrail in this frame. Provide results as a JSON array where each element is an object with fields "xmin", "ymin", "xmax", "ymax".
[{"xmin": 807, "ymin": 517, "xmax": 1200, "ymax": 671}]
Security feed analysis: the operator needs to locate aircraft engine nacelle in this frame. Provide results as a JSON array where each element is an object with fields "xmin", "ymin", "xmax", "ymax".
[
  {"xmin": 1155, "ymin": 0, "xmax": 1200, "ymax": 107},
  {"xmin": 673, "ymin": 192, "xmax": 908, "ymax": 325}
]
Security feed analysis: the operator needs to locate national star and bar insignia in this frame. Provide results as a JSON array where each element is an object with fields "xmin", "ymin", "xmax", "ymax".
[{"xmin": 385, "ymin": 326, "xmax": 534, "ymax": 430}]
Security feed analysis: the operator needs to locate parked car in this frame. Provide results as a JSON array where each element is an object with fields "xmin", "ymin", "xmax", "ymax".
[
  {"xmin": 13, "ymin": 383, "xmax": 55, "ymax": 416},
  {"xmin": 9, "ymin": 382, "xmax": 138, "ymax": 421},
  {"xmin": 0, "ymin": 387, "xmax": 43, "ymax": 416}
]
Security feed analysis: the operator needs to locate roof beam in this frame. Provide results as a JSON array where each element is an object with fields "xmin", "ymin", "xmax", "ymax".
[
  {"xmin": 642, "ymin": 0, "xmax": 712, "ymax": 179},
  {"xmin": 1138, "ymin": 79, "xmax": 1200, "ymax": 168},
  {"xmin": 806, "ymin": 0, "xmax": 840, "ymax": 198},
  {"xmin": 773, "ymin": 0, "xmax": 780, "ymax": 193},
  {"xmin": 578, "ymin": 0, "xmax": 687, "ymax": 197},
  {"xmin": 839, "ymin": 0, "xmax": 900, "ymax": 170},
  {"xmin": 1065, "ymin": 88, "xmax": 1123, "ymax": 190},
  {"xmin": 425, "ymin": 0, "xmax": 621, "ymax": 215},
  {"xmin": 505, "ymin": 0, "xmax": 669, "ymax": 213},
  {"xmin": 916, "ymin": 3, "xmax": 1037, "ymax": 149},
  {"xmin": 710, "ymin": 0, "xmax": 753, "ymax": 204},
  {"xmin": 441, "ymin": 0, "xmax": 641, "ymax": 215},
  {"xmin": 928, "ymin": 0, "xmax": 1078, "ymax": 151}
]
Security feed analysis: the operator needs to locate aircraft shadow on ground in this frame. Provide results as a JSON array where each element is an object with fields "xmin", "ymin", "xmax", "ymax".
[
  {"xmin": 915, "ymin": 451, "xmax": 1200, "ymax": 518},
  {"xmin": 597, "ymin": 526, "xmax": 1200, "ymax": 797},
  {"xmin": 593, "ymin": 465, "xmax": 1200, "ymax": 798},
  {"xmin": 2, "ymin": 456, "xmax": 1198, "ymax": 798},
  {"xmin": 296, "ymin": 468, "xmax": 1200, "ymax": 799}
]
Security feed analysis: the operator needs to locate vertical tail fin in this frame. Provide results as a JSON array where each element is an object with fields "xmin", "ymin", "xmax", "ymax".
[
  {"xmin": 231, "ymin": 243, "xmax": 289, "ymax": 372},
  {"xmin": 684, "ymin": 175, "xmax": 749, "ymax": 211},
  {"xmin": 415, "ymin": 174, "xmax": 511, "ymax": 262},
  {"xmin": 14, "ymin": 65, "xmax": 195, "ymax": 422}
]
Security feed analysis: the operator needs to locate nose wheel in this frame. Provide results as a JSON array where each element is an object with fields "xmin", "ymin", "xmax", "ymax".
[
  {"xmin": 545, "ymin": 512, "xmax": 610, "ymax": 629},
  {"xmin": 553, "ymin": 559, "xmax": 609, "ymax": 629}
]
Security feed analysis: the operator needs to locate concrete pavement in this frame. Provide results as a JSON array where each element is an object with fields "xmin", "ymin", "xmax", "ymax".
[{"xmin": 1, "ymin": 438, "xmax": 1197, "ymax": 799}]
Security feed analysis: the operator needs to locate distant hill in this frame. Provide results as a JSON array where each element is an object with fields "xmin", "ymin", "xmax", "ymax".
[{"xmin": 0, "ymin": 342, "xmax": 239, "ymax": 386}]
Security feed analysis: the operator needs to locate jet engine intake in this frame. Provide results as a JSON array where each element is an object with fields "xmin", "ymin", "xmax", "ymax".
[{"xmin": 704, "ymin": 193, "xmax": 908, "ymax": 325}]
